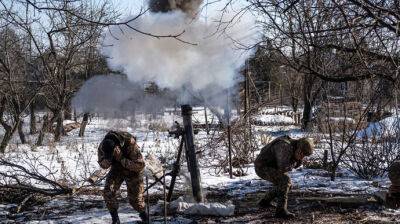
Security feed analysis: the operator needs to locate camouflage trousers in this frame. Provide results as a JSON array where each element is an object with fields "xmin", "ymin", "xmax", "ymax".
[
  {"xmin": 103, "ymin": 169, "xmax": 145, "ymax": 213},
  {"xmin": 255, "ymin": 166, "xmax": 292, "ymax": 207}
]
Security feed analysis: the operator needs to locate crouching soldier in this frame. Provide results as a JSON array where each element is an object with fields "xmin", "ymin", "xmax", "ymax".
[
  {"xmin": 254, "ymin": 136, "xmax": 314, "ymax": 218},
  {"xmin": 98, "ymin": 131, "xmax": 148, "ymax": 224}
]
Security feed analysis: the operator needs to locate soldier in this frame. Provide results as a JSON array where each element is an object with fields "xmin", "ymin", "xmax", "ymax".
[
  {"xmin": 254, "ymin": 135, "xmax": 314, "ymax": 218},
  {"xmin": 98, "ymin": 131, "xmax": 148, "ymax": 224}
]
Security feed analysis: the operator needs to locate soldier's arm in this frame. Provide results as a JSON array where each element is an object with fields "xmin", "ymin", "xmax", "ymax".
[
  {"xmin": 98, "ymin": 143, "xmax": 112, "ymax": 169},
  {"xmin": 118, "ymin": 145, "xmax": 145, "ymax": 172},
  {"xmin": 274, "ymin": 142, "xmax": 295, "ymax": 173}
]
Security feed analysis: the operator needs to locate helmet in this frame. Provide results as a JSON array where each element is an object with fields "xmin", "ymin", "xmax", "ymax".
[{"xmin": 297, "ymin": 138, "xmax": 314, "ymax": 156}]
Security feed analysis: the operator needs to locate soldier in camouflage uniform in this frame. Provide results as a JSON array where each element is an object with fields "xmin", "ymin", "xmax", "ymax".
[
  {"xmin": 254, "ymin": 136, "xmax": 314, "ymax": 218},
  {"xmin": 98, "ymin": 131, "xmax": 148, "ymax": 224}
]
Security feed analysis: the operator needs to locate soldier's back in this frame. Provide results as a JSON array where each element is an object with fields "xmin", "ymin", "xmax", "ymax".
[{"xmin": 255, "ymin": 136, "xmax": 292, "ymax": 169}]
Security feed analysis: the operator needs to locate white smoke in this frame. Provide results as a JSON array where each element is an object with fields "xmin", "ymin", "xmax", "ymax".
[
  {"xmin": 72, "ymin": 75, "xmax": 176, "ymax": 116},
  {"xmin": 101, "ymin": 6, "xmax": 257, "ymax": 103}
]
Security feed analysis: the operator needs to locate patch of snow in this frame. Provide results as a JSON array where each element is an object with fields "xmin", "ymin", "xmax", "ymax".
[
  {"xmin": 357, "ymin": 116, "xmax": 400, "ymax": 139},
  {"xmin": 254, "ymin": 114, "xmax": 294, "ymax": 124},
  {"xmin": 151, "ymin": 197, "xmax": 235, "ymax": 216}
]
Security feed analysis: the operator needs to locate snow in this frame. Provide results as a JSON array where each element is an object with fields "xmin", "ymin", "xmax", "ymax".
[
  {"xmin": 254, "ymin": 114, "xmax": 294, "ymax": 124},
  {"xmin": 357, "ymin": 116, "xmax": 400, "ymax": 139},
  {"xmin": 329, "ymin": 117, "xmax": 355, "ymax": 123},
  {"xmin": 258, "ymin": 106, "xmax": 293, "ymax": 114},
  {"xmin": 151, "ymin": 197, "xmax": 235, "ymax": 216},
  {"xmin": 0, "ymin": 107, "xmax": 395, "ymax": 223}
]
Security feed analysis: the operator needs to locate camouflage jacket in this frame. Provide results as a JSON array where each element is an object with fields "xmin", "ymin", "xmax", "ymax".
[
  {"xmin": 98, "ymin": 131, "xmax": 145, "ymax": 176},
  {"xmin": 254, "ymin": 136, "xmax": 300, "ymax": 173}
]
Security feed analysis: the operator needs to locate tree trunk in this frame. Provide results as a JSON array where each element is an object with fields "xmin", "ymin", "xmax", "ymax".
[
  {"xmin": 204, "ymin": 107, "xmax": 209, "ymax": 135},
  {"xmin": 0, "ymin": 128, "xmax": 13, "ymax": 153},
  {"xmin": 0, "ymin": 131, "xmax": 11, "ymax": 153},
  {"xmin": 30, "ymin": 103, "xmax": 37, "ymax": 134},
  {"xmin": 302, "ymin": 75, "xmax": 314, "ymax": 130},
  {"xmin": 79, "ymin": 113, "xmax": 89, "ymax": 137},
  {"xmin": 18, "ymin": 120, "xmax": 26, "ymax": 144},
  {"xmin": 0, "ymin": 120, "xmax": 20, "ymax": 153},
  {"xmin": 291, "ymin": 96, "xmax": 299, "ymax": 113},
  {"xmin": 302, "ymin": 98, "xmax": 313, "ymax": 130},
  {"xmin": 330, "ymin": 167, "xmax": 336, "ymax": 181},
  {"xmin": 73, "ymin": 109, "xmax": 77, "ymax": 122},
  {"xmin": 36, "ymin": 114, "xmax": 50, "ymax": 146},
  {"xmin": 64, "ymin": 104, "xmax": 72, "ymax": 120},
  {"xmin": 54, "ymin": 110, "xmax": 64, "ymax": 142}
]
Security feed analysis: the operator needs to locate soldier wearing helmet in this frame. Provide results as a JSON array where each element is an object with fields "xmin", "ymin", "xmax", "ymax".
[
  {"xmin": 98, "ymin": 131, "xmax": 148, "ymax": 224},
  {"xmin": 254, "ymin": 135, "xmax": 314, "ymax": 218}
]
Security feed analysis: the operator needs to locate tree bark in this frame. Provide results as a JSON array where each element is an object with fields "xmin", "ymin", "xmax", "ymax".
[
  {"xmin": 302, "ymin": 74, "xmax": 314, "ymax": 130},
  {"xmin": 0, "ymin": 120, "xmax": 19, "ymax": 153},
  {"xmin": 36, "ymin": 114, "xmax": 50, "ymax": 146},
  {"xmin": 291, "ymin": 96, "xmax": 299, "ymax": 113},
  {"xmin": 64, "ymin": 103, "xmax": 72, "ymax": 120},
  {"xmin": 29, "ymin": 103, "xmax": 36, "ymax": 134},
  {"xmin": 0, "ymin": 128, "xmax": 13, "ymax": 153},
  {"xmin": 18, "ymin": 120, "xmax": 26, "ymax": 144},
  {"xmin": 54, "ymin": 110, "xmax": 64, "ymax": 142},
  {"xmin": 79, "ymin": 113, "xmax": 89, "ymax": 137},
  {"xmin": 73, "ymin": 109, "xmax": 77, "ymax": 122}
]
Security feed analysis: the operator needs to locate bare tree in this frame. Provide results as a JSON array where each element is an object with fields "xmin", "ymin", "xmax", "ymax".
[
  {"xmin": 0, "ymin": 26, "xmax": 39, "ymax": 152},
  {"xmin": 244, "ymin": 0, "xmax": 399, "ymax": 129}
]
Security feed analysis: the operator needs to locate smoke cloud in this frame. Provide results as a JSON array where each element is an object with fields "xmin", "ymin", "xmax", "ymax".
[
  {"xmin": 101, "ymin": 1, "xmax": 257, "ymax": 104},
  {"xmin": 72, "ymin": 75, "xmax": 176, "ymax": 116}
]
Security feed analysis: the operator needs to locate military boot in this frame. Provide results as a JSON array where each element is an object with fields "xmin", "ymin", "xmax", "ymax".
[
  {"xmin": 139, "ymin": 211, "xmax": 150, "ymax": 224},
  {"xmin": 275, "ymin": 191, "xmax": 295, "ymax": 218},
  {"xmin": 258, "ymin": 190, "xmax": 277, "ymax": 208},
  {"xmin": 110, "ymin": 210, "xmax": 120, "ymax": 224}
]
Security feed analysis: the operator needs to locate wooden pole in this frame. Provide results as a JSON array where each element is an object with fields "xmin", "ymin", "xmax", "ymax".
[
  {"xmin": 163, "ymin": 169, "xmax": 167, "ymax": 224},
  {"xmin": 244, "ymin": 71, "xmax": 250, "ymax": 158},
  {"xmin": 226, "ymin": 90, "xmax": 233, "ymax": 179},
  {"xmin": 228, "ymin": 124, "xmax": 233, "ymax": 179},
  {"xmin": 204, "ymin": 106, "xmax": 209, "ymax": 135},
  {"xmin": 245, "ymin": 72, "xmax": 250, "ymax": 116},
  {"xmin": 181, "ymin": 105, "xmax": 203, "ymax": 203},
  {"xmin": 79, "ymin": 113, "xmax": 89, "ymax": 137}
]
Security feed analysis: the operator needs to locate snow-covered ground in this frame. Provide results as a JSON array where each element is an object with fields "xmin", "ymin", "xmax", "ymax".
[
  {"xmin": 357, "ymin": 115, "xmax": 400, "ymax": 139},
  {"xmin": 0, "ymin": 107, "xmax": 397, "ymax": 223}
]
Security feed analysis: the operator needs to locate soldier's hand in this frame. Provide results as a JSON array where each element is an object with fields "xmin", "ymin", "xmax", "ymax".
[{"xmin": 113, "ymin": 146, "xmax": 123, "ymax": 161}]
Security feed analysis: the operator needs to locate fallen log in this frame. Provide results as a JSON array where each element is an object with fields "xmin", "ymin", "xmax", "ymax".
[
  {"xmin": 296, "ymin": 196, "xmax": 379, "ymax": 208},
  {"xmin": 87, "ymin": 168, "xmax": 109, "ymax": 185}
]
